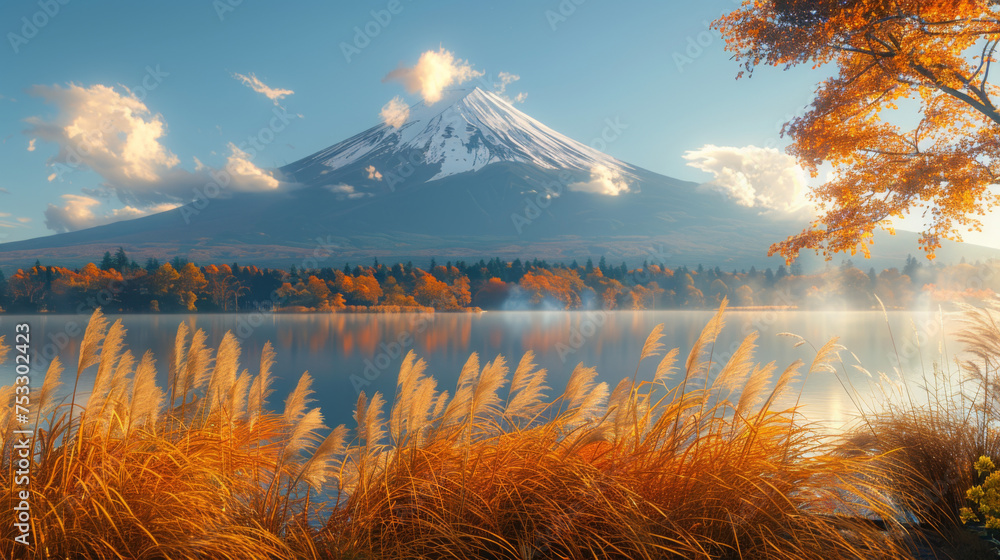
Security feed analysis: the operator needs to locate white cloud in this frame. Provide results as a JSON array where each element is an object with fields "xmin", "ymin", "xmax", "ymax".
[
  {"xmin": 27, "ymin": 83, "xmax": 180, "ymax": 188},
  {"xmin": 568, "ymin": 165, "xmax": 632, "ymax": 196},
  {"xmin": 26, "ymin": 82, "xmax": 285, "ymax": 232},
  {"xmin": 0, "ymin": 212, "xmax": 9, "ymax": 217},
  {"xmin": 16, "ymin": 217, "xmax": 30, "ymax": 223},
  {"xmin": 380, "ymin": 96, "xmax": 410, "ymax": 128},
  {"xmin": 683, "ymin": 144, "xmax": 811, "ymax": 216},
  {"xmin": 224, "ymin": 143, "xmax": 280, "ymax": 191},
  {"xmin": 44, "ymin": 194, "xmax": 181, "ymax": 233},
  {"xmin": 494, "ymin": 71, "xmax": 527, "ymax": 104},
  {"xmin": 232, "ymin": 72, "xmax": 294, "ymax": 105},
  {"xmin": 325, "ymin": 183, "xmax": 372, "ymax": 200},
  {"xmin": 27, "ymin": 138, "xmax": 35, "ymax": 151},
  {"xmin": 383, "ymin": 48, "xmax": 484, "ymax": 104},
  {"xmin": 365, "ymin": 165, "xmax": 383, "ymax": 181},
  {"xmin": 0, "ymin": 187, "xmax": 8, "ymax": 194}
]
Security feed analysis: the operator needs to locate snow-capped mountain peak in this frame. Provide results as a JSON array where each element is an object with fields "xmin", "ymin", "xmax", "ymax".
[{"xmin": 286, "ymin": 87, "xmax": 634, "ymax": 182}]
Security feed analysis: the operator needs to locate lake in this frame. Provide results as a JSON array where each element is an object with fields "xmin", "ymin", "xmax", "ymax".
[{"xmin": 0, "ymin": 309, "xmax": 966, "ymax": 432}]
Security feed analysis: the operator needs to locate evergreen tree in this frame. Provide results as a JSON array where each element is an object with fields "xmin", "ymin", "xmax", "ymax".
[
  {"xmin": 100, "ymin": 251, "xmax": 114, "ymax": 271},
  {"xmin": 510, "ymin": 258, "xmax": 525, "ymax": 281},
  {"xmin": 585, "ymin": 258, "xmax": 594, "ymax": 274},
  {"xmin": 145, "ymin": 258, "xmax": 160, "ymax": 273},
  {"xmin": 113, "ymin": 247, "xmax": 129, "ymax": 271}
]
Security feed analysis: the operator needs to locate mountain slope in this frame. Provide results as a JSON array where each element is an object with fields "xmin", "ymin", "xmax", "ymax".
[{"xmin": 0, "ymin": 87, "xmax": 996, "ymax": 271}]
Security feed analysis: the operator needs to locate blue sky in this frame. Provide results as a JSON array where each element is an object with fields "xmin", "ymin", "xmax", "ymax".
[{"xmin": 1, "ymin": 0, "xmax": 996, "ymax": 249}]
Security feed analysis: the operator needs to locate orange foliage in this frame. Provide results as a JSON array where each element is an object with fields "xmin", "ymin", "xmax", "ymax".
[
  {"xmin": 716, "ymin": 1, "xmax": 1000, "ymax": 261},
  {"xmin": 519, "ymin": 269, "xmax": 584, "ymax": 309}
]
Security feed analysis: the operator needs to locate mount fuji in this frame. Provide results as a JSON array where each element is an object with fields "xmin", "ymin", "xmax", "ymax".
[{"xmin": 0, "ymin": 87, "xmax": 995, "ymax": 270}]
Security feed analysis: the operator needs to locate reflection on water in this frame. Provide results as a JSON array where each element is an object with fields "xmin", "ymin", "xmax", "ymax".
[{"xmin": 0, "ymin": 310, "xmax": 962, "ymax": 432}]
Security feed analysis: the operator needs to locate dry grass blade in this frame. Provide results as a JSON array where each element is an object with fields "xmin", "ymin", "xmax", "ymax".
[
  {"xmin": 283, "ymin": 372, "xmax": 315, "ymax": 426},
  {"xmin": 168, "ymin": 321, "xmax": 190, "ymax": 405},
  {"xmin": 208, "ymin": 332, "xmax": 241, "ymax": 415},
  {"xmin": 440, "ymin": 353, "xmax": 480, "ymax": 428},
  {"xmin": 129, "ymin": 351, "xmax": 162, "ymax": 430},
  {"xmin": 78, "ymin": 307, "xmax": 109, "ymax": 375},
  {"xmin": 390, "ymin": 351, "xmax": 428, "ymax": 444},
  {"xmin": 639, "ymin": 323, "xmax": 666, "ymax": 361},
  {"xmin": 653, "ymin": 347, "xmax": 680, "ymax": 387},
  {"xmin": 284, "ymin": 407, "xmax": 326, "ymax": 462},
  {"xmin": 685, "ymin": 298, "xmax": 728, "ymax": 385},
  {"xmin": 248, "ymin": 342, "xmax": 277, "ymax": 428},
  {"xmin": 712, "ymin": 331, "xmax": 759, "ymax": 395},
  {"xmin": 470, "ymin": 355, "xmax": 508, "ymax": 430},
  {"xmin": 35, "ymin": 356, "xmax": 64, "ymax": 423},
  {"xmin": 300, "ymin": 424, "xmax": 349, "ymax": 491},
  {"xmin": 505, "ymin": 351, "xmax": 550, "ymax": 424}
]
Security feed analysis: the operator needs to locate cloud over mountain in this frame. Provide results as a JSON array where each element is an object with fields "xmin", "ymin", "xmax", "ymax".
[
  {"xmin": 383, "ymin": 48, "xmax": 483, "ymax": 104},
  {"xmin": 683, "ymin": 144, "xmax": 811, "ymax": 216}
]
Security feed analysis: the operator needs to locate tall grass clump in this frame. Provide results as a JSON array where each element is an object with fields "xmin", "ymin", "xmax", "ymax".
[
  {"xmin": 0, "ymin": 310, "xmax": 337, "ymax": 559},
  {"xmin": 320, "ymin": 300, "xmax": 913, "ymax": 559},
  {"xmin": 1, "ymin": 304, "xmax": 919, "ymax": 559},
  {"xmin": 842, "ymin": 298, "xmax": 1000, "ymax": 533}
]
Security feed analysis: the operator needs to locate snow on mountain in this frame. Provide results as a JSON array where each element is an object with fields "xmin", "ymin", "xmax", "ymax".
[{"xmin": 286, "ymin": 87, "xmax": 635, "ymax": 183}]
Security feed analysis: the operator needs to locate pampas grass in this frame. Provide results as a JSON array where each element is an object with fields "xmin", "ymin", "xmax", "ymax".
[
  {"xmin": 0, "ymin": 303, "xmax": 945, "ymax": 559},
  {"xmin": 841, "ymin": 297, "xmax": 1000, "ymax": 534}
]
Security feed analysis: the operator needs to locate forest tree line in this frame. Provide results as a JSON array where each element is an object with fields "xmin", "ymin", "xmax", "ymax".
[{"xmin": 0, "ymin": 248, "xmax": 997, "ymax": 313}]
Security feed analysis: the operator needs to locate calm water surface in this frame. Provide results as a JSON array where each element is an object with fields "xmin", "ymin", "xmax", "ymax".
[{"xmin": 0, "ymin": 310, "xmax": 965, "ymax": 431}]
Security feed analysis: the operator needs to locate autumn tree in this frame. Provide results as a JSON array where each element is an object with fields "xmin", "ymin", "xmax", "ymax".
[
  {"xmin": 414, "ymin": 273, "xmax": 460, "ymax": 310},
  {"xmin": 518, "ymin": 269, "xmax": 584, "ymax": 309},
  {"xmin": 8, "ymin": 266, "xmax": 53, "ymax": 307},
  {"xmin": 473, "ymin": 277, "xmax": 510, "ymax": 309},
  {"xmin": 150, "ymin": 263, "xmax": 180, "ymax": 297},
  {"xmin": 303, "ymin": 275, "xmax": 333, "ymax": 308},
  {"xmin": 175, "ymin": 263, "xmax": 208, "ymax": 311},
  {"xmin": 716, "ymin": 1, "xmax": 1000, "ymax": 261}
]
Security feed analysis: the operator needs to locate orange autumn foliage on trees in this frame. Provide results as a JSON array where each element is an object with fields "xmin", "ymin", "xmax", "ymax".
[
  {"xmin": 716, "ymin": 1, "xmax": 1000, "ymax": 261},
  {"xmin": 518, "ymin": 268, "xmax": 584, "ymax": 309}
]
